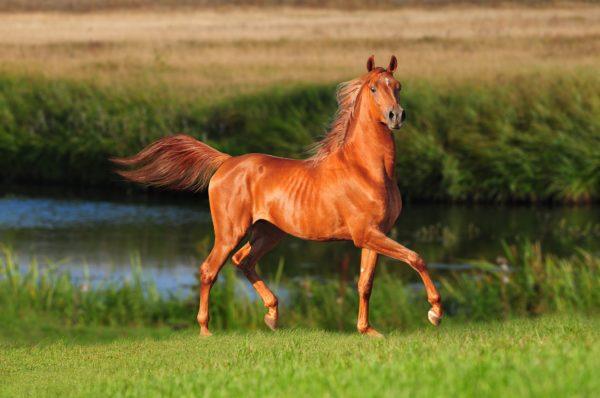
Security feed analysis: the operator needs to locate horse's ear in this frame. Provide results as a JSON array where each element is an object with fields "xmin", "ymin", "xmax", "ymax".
[
  {"xmin": 387, "ymin": 55, "xmax": 398, "ymax": 73},
  {"xmin": 366, "ymin": 55, "xmax": 375, "ymax": 72}
]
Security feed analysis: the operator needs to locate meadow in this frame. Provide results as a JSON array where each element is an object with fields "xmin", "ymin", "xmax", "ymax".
[{"xmin": 1, "ymin": 316, "xmax": 599, "ymax": 397}]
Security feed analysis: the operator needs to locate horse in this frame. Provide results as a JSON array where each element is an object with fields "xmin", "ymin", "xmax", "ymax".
[{"xmin": 112, "ymin": 55, "xmax": 443, "ymax": 337}]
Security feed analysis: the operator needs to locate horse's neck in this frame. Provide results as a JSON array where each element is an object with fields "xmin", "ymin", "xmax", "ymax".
[{"xmin": 337, "ymin": 97, "xmax": 396, "ymax": 181}]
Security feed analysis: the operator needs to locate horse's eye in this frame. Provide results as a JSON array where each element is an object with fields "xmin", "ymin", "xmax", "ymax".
[{"xmin": 370, "ymin": 86, "xmax": 376, "ymax": 93}]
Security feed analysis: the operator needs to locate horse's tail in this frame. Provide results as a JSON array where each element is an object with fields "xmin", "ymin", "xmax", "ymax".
[{"xmin": 111, "ymin": 134, "xmax": 231, "ymax": 192}]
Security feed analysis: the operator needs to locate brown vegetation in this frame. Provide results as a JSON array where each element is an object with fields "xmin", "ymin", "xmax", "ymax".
[
  {"xmin": 0, "ymin": 5, "xmax": 598, "ymax": 97},
  {"xmin": 0, "ymin": 1, "xmax": 586, "ymax": 13}
]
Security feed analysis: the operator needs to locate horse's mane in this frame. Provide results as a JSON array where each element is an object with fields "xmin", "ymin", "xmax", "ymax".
[{"xmin": 308, "ymin": 73, "xmax": 370, "ymax": 161}]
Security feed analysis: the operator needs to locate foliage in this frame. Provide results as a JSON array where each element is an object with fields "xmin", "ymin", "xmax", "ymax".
[{"xmin": 1, "ymin": 72, "xmax": 598, "ymax": 202}]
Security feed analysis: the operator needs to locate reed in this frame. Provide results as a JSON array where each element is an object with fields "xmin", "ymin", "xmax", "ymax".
[{"xmin": 1, "ymin": 243, "xmax": 598, "ymax": 333}]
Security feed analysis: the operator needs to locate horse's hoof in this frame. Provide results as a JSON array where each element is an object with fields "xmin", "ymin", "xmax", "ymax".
[
  {"xmin": 359, "ymin": 327, "xmax": 385, "ymax": 338},
  {"xmin": 428, "ymin": 309, "xmax": 442, "ymax": 326},
  {"xmin": 264, "ymin": 314, "xmax": 278, "ymax": 331},
  {"xmin": 200, "ymin": 327, "xmax": 213, "ymax": 337}
]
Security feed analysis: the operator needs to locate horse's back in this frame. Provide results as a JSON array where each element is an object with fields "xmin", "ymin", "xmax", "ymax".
[
  {"xmin": 208, "ymin": 153, "xmax": 344, "ymax": 238},
  {"xmin": 210, "ymin": 153, "xmax": 307, "ymax": 185},
  {"xmin": 208, "ymin": 153, "xmax": 310, "ymax": 209}
]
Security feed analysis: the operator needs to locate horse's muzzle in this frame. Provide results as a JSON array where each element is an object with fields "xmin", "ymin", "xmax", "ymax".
[{"xmin": 387, "ymin": 108, "xmax": 405, "ymax": 130}]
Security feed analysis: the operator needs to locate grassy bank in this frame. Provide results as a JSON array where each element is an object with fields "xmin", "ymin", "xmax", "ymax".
[
  {"xmin": 1, "ymin": 243, "xmax": 598, "ymax": 336},
  {"xmin": 1, "ymin": 316, "xmax": 599, "ymax": 397},
  {"xmin": 1, "ymin": 72, "xmax": 599, "ymax": 202}
]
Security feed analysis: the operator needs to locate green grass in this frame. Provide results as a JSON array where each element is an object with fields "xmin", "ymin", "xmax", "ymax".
[
  {"xmin": 1, "ymin": 316, "xmax": 599, "ymax": 397},
  {"xmin": 1, "ymin": 243, "xmax": 599, "ymax": 334},
  {"xmin": 1, "ymin": 71, "xmax": 599, "ymax": 202}
]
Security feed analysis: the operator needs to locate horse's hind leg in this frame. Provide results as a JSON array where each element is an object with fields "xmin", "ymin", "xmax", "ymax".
[
  {"xmin": 197, "ymin": 221, "xmax": 249, "ymax": 336},
  {"xmin": 231, "ymin": 221, "xmax": 284, "ymax": 331}
]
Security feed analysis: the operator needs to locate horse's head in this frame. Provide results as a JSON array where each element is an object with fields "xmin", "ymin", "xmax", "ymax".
[{"xmin": 364, "ymin": 55, "xmax": 405, "ymax": 130}]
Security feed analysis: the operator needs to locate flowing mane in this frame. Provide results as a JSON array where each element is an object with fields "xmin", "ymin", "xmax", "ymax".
[{"xmin": 308, "ymin": 74, "xmax": 368, "ymax": 161}]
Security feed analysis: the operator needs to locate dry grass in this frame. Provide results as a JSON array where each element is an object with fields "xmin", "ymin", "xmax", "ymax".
[
  {"xmin": 0, "ymin": 1, "xmax": 578, "ymax": 12},
  {"xmin": 0, "ymin": 5, "xmax": 599, "ymax": 96}
]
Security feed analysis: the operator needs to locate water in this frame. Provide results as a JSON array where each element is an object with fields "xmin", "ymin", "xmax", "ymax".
[{"xmin": 1, "ymin": 190, "xmax": 599, "ymax": 292}]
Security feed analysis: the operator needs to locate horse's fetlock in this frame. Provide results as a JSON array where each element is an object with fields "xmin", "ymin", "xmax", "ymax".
[
  {"xmin": 357, "ymin": 322, "xmax": 370, "ymax": 333},
  {"xmin": 429, "ymin": 293, "xmax": 442, "ymax": 305},
  {"xmin": 197, "ymin": 313, "xmax": 209, "ymax": 326},
  {"xmin": 265, "ymin": 295, "xmax": 278, "ymax": 309}
]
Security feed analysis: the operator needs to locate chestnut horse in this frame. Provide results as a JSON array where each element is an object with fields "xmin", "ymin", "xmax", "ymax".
[{"xmin": 113, "ymin": 55, "xmax": 443, "ymax": 337}]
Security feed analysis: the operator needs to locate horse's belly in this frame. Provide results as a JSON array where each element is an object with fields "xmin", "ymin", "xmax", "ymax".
[{"xmin": 253, "ymin": 197, "xmax": 351, "ymax": 242}]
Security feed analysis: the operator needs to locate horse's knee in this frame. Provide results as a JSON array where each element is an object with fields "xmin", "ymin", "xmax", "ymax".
[{"xmin": 358, "ymin": 290, "xmax": 372, "ymax": 301}]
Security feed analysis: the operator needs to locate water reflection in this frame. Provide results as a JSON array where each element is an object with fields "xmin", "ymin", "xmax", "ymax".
[{"xmin": 1, "ymin": 192, "xmax": 598, "ymax": 291}]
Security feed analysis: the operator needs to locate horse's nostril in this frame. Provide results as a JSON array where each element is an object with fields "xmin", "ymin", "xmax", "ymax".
[
  {"xmin": 389, "ymin": 111, "xmax": 395, "ymax": 120},
  {"xmin": 401, "ymin": 110, "xmax": 406, "ymax": 122}
]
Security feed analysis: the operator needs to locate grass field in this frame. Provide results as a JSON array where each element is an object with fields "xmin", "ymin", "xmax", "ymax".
[
  {"xmin": 1, "ymin": 315, "xmax": 599, "ymax": 397},
  {"xmin": 0, "ymin": 5, "xmax": 598, "ymax": 96}
]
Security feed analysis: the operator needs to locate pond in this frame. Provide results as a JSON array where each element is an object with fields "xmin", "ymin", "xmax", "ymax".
[{"xmin": 1, "ymin": 189, "xmax": 599, "ymax": 293}]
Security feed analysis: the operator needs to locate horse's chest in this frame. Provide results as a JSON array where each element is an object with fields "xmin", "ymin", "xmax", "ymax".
[
  {"xmin": 359, "ymin": 180, "xmax": 402, "ymax": 230},
  {"xmin": 381, "ymin": 182, "xmax": 402, "ymax": 229}
]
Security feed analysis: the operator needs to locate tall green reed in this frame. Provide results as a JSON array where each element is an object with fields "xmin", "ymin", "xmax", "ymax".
[
  {"xmin": 2, "ymin": 242, "xmax": 598, "ymax": 332},
  {"xmin": 442, "ymin": 242, "xmax": 600, "ymax": 320}
]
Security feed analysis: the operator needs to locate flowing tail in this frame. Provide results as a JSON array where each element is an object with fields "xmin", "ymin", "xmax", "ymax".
[{"xmin": 111, "ymin": 134, "xmax": 231, "ymax": 192}]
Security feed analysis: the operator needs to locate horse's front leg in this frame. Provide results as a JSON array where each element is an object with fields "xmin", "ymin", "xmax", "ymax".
[
  {"xmin": 359, "ymin": 229, "xmax": 443, "ymax": 326},
  {"xmin": 357, "ymin": 248, "xmax": 384, "ymax": 337}
]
